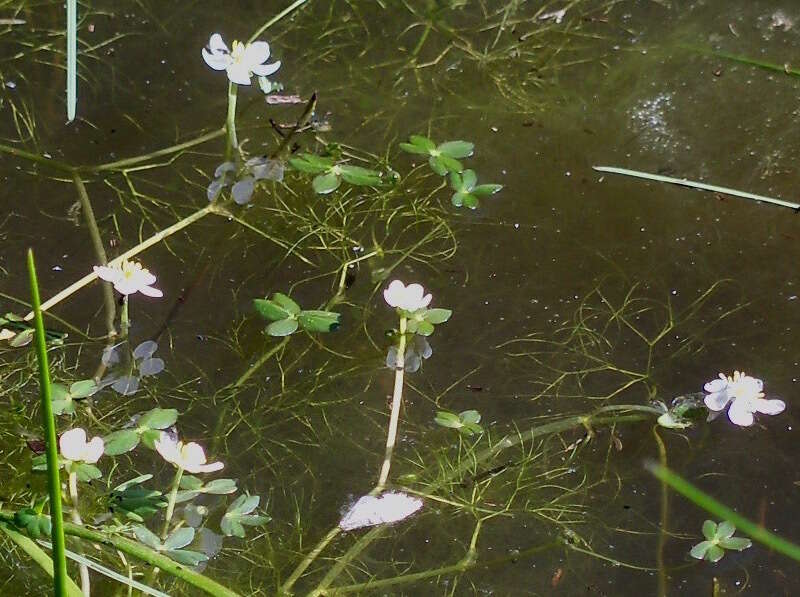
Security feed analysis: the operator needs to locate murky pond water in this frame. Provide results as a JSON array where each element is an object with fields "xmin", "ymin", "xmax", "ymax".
[{"xmin": 1, "ymin": 0, "xmax": 799, "ymax": 595}]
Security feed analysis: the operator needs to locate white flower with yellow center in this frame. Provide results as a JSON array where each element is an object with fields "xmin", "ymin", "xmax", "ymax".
[
  {"xmin": 59, "ymin": 428, "xmax": 104, "ymax": 464},
  {"xmin": 704, "ymin": 370, "xmax": 785, "ymax": 427},
  {"xmin": 93, "ymin": 259, "xmax": 163, "ymax": 297},
  {"xmin": 383, "ymin": 280, "xmax": 432, "ymax": 313},
  {"xmin": 155, "ymin": 432, "xmax": 224, "ymax": 474},
  {"xmin": 202, "ymin": 33, "xmax": 281, "ymax": 85}
]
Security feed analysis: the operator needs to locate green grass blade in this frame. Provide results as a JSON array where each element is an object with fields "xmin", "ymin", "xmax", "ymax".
[
  {"xmin": 0, "ymin": 524, "xmax": 82, "ymax": 597},
  {"xmin": 646, "ymin": 462, "xmax": 800, "ymax": 562},
  {"xmin": 66, "ymin": 0, "xmax": 76, "ymax": 121},
  {"xmin": 593, "ymin": 166, "xmax": 800, "ymax": 210},
  {"xmin": 27, "ymin": 249, "xmax": 69, "ymax": 597}
]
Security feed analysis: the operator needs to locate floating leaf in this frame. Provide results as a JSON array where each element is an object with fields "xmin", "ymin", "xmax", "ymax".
[
  {"xmin": 272, "ymin": 293, "xmax": 300, "ymax": 315},
  {"xmin": 298, "ymin": 310, "xmax": 341, "ymax": 333},
  {"xmin": 133, "ymin": 525, "xmax": 162, "ymax": 550},
  {"xmin": 437, "ymin": 140, "xmax": 474, "ymax": 159},
  {"xmin": 266, "ymin": 318, "xmax": 299, "ymax": 337},
  {"xmin": 434, "ymin": 411, "xmax": 462, "ymax": 429},
  {"xmin": 339, "ymin": 165, "xmax": 382, "ymax": 186},
  {"xmin": 312, "ymin": 172, "xmax": 341, "ymax": 194},
  {"xmin": 472, "ymin": 183, "xmax": 503, "ymax": 196},
  {"xmin": 423, "ymin": 308, "xmax": 452, "ymax": 324},
  {"xmin": 289, "ymin": 154, "xmax": 334, "ymax": 174},
  {"xmin": 69, "ymin": 379, "xmax": 98, "ymax": 399},
  {"xmin": 220, "ymin": 494, "xmax": 270, "ymax": 538},
  {"xmin": 138, "ymin": 408, "xmax": 178, "ymax": 430},
  {"xmin": 73, "ymin": 462, "xmax": 102, "ymax": 483},
  {"xmin": 103, "ymin": 429, "xmax": 140, "ymax": 455},
  {"xmin": 166, "ymin": 549, "xmax": 208, "ymax": 566},
  {"xmin": 253, "ymin": 299, "xmax": 290, "ymax": 321},
  {"xmin": 163, "ymin": 527, "xmax": 195, "ymax": 551}
]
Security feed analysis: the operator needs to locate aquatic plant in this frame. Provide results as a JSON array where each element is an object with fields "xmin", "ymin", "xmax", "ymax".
[
  {"xmin": 201, "ymin": 33, "xmax": 281, "ymax": 86},
  {"xmin": 703, "ymin": 371, "xmax": 785, "ymax": 427},
  {"xmin": 690, "ymin": 520, "xmax": 752, "ymax": 563}
]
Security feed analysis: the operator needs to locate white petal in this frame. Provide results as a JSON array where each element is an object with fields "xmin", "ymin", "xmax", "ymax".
[
  {"xmin": 155, "ymin": 432, "xmax": 180, "ymax": 465},
  {"xmin": 703, "ymin": 391, "xmax": 730, "ymax": 411},
  {"xmin": 114, "ymin": 279, "xmax": 140, "ymax": 296},
  {"xmin": 60, "ymin": 428, "xmax": 87, "ymax": 461},
  {"xmin": 419, "ymin": 292, "xmax": 432, "ymax": 308},
  {"xmin": 208, "ymin": 33, "xmax": 228, "ymax": 53},
  {"xmin": 754, "ymin": 398, "xmax": 785, "ymax": 416},
  {"xmin": 226, "ymin": 63, "xmax": 252, "ymax": 85},
  {"xmin": 727, "ymin": 399, "xmax": 754, "ymax": 427},
  {"xmin": 251, "ymin": 60, "xmax": 281, "ymax": 77},
  {"xmin": 182, "ymin": 442, "xmax": 208, "ymax": 467},
  {"xmin": 704, "ymin": 378, "xmax": 727, "ymax": 393},
  {"xmin": 384, "ymin": 280, "xmax": 405, "ymax": 307},
  {"xmin": 84, "ymin": 437, "xmax": 105, "ymax": 463},
  {"xmin": 202, "ymin": 48, "xmax": 230, "ymax": 70},
  {"xmin": 93, "ymin": 265, "xmax": 120, "ymax": 284},
  {"xmin": 138, "ymin": 284, "xmax": 163, "ymax": 298},
  {"xmin": 243, "ymin": 41, "xmax": 270, "ymax": 66},
  {"xmin": 191, "ymin": 461, "xmax": 224, "ymax": 474}
]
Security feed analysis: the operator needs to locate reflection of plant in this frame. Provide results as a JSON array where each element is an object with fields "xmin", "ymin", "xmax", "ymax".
[
  {"xmin": 288, "ymin": 153, "xmax": 383, "ymax": 194},
  {"xmin": 102, "ymin": 340, "xmax": 166, "ymax": 396},
  {"xmin": 434, "ymin": 409, "xmax": 483, "ymax": 436},
  {"xmin": 690, "ymin": 520, "xmax": 751, "ymax": 562},
  {"xmin": 449, "ymin": 169, "xmax": 502, "ymax": 209},
  {"xmin": 254, "ymin": 292, "xmax": 341, "ymax": 336},
  {"xmin": 399, "ymin": 135, "xmax": 473, "ymax": 175},
  {"xmin": 387, "ymin": 334, "xmax": 432, "ymax": 373},
  {"xmin": 653, "ymin": 393, "xmax": 705, "ymax": 429},
  {"xmin": 207, "ymin": 157, "xmax": 284, "ymax": 204}
]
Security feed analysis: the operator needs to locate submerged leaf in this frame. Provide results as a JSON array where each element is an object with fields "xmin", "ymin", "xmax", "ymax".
[
  {"xmin": 103, "ymin": 429, "xmax": 140, "ymax": 455},
  {"xmin": 312, "ymin": 171, "xmax": 341, "ymax": 194}
]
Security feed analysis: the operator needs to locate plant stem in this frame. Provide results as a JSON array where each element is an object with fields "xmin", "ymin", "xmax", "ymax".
[
  {"xmin": 233, "ymin": 336, "xmax": 290, "ymax": 388},
  {"xmin": 68, "ymin": 472, "xmax": 91, "ymax": 597},
  {"xmin": 0, "ymin": 511, "xmax": 240, "ymax": 597},
  {"xmin": 66, "ymin": 0, "xmax": 77, "ymax": 121},
  {"xmin": 161, "ymin": 467, "xmax": 184, "ymax": 540},
  {"xmin": 653, "ymin": 427, "xmax": 668, "ymax": 597},
  {"xmin": 248, "ymin": 0, "xmax": 309, "ymax": 42},
  {"xmin": 225, "ymin": 83, "xmax": 238, "ymax": 160},
  {"xmin": 377, "ymin": 315, "xmax": 407, "ymax": 489},
  {"xmin": 119, "ymin": 295, "xmax": 129, "ymax": 340},
  {"xmin": 27, "ymin": 249, "xmax": 69, "ymax": 597}
]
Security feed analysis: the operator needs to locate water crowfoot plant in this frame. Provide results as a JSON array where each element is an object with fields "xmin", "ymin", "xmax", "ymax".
[
  {"xmin": 703, "ymin": 371, "xmax": 785, "ymax": 427},
  {"xmin": 399, "ymin": 135, "xmax": 474, "ymax": 175},
  {"xmin": 449, "ymin": 169, "xmax": 503, "ymax": 209},
  {"xmin": 690, "ymin": 520, "xmax": 752, "ymax": 563}
]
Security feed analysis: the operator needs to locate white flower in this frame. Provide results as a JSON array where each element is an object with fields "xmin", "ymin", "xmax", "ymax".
[
  {"xmin": 383, "ymin": 280, "xmax": 432, "ymax": 312},
  {"xmin": 339, "ymin": 492, "xmax": 423, "ymax": 531},
  {"xmin": 94, "ymin": 259, "xmax": 163, "ymax": 298},
  {"xmin": 154, "ymin": 432, "xmax": 224, "ymax": 474},
  {"xmin": 202, "ymin": 33, "xmax": 281, "ymax": 86},
  {"xmin": 59, "ymin": 428, "xmax": 104, "ymax": 464},
  {"xmin": 704, "ymin": 370, "xmax": 786, "ymax": 427}
]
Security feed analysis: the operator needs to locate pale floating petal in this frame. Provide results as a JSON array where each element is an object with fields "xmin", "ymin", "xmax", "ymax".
[
  {"xmin": 60, "ymin": 428, "xmax": 88, "ymax": 461},
  {"xmin": 243, "ymin": 41, "xmax": 270, "ymax": 66},
  {"xmin": 202, "ymin": 48, "xmax": 230, "ymax": 70},
  {"xmin": 703, "ymin": 391, "xmax": 730, "ymax": 412},
  {"xmin": 226, "ymin": 63, "xmax": 252, "ymax": 85},
  {"xmin": 704, "ymin": 378, "xmax": 727, "ymax": 393},
  {"xmin": 339, "ymin": 492, "xmax": 422, "ymax": 531},
  {"xmin": 754, "ymin": 398, "xmax": 785, "ymax": 416},
  {"xmin": 727, "ymin": 399, "xmax": 754, "ymax": 427},
  {"xmin": 208, "ymin": 33, "xmax": 228, "ymax": 53},
  {"xmin": 182, "ymin": 443, "xmax": 207, "ymax": 467},
  {"xmin": 192, "ymin": 461, "xmax": 225, "ymax": 473},
  {"xmin": 83, "ymin": 436, "xmax": 105, "ymax": 463},
  {"xmin": 251, "ymin": 60, "xmax": 281, "ymax": 77},
  {"xmin": 155, "ymin": 431, "xmax": 181, "ymax": 465}
]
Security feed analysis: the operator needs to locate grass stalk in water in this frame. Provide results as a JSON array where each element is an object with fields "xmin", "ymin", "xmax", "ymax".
[
  {"xmin": 66, "ymin": 0, "xmax": 76, "ymax": 121},
  {"xmin": 27, "ymin": 249, "xmax": 70, "ymax": 597},
  {"xmin": 377, "ymin": 314, "xmax": 407, "ymax": 489}
]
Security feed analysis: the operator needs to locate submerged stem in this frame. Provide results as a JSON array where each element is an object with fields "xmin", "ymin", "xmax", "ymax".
[
  {"xmin": 225, "ymin": 83, "xmax": 239, "ymax": 160},
  {"xmin": 68, "ymin": 472, "xmax": 91, "ymax": 596},
  {"xmin": 161, "ymin": 467, "xmax": 184, "ymax": 540},
  {"xmin": 377, "ymin": 315, "xmax": 407, "ymax": 489}
]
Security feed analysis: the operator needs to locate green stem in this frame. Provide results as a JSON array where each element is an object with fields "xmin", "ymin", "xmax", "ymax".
[
  {"xmin": 225, "ymin": 83, "xmax": 238, "ymax": 160},
  {"xmin": 27, "ymin": 249, "xmax": 69, "ymax": 597},
  {"xmin": 68, "ymin": 472, "xmax": 90, "ymax": 597},
  {"xmin": 120, "ymin": 296, "xmax": 129, "ymax": 340},
  {"xmin": 161, "ymin": 467, "xmax": 184, "ymax": 540},
  {"xmin": 233, "ymin": 337, "xmax": 290, "ymax": 388},
  {"xmin": 377, "ymin": 315, "xmax": 407, "ymax": 489},
  {"xmin": 248, "ymin": 0, "xmax": 309, "ymax": 42},
  {"xmin": 0, "ymin": 511, "xmax": 239, "ymax": 597},
  {"xmin": 652, "ymin": 427, "xmax": 668, "ymax": 597},
  {"xmin": 646, "ymin": 463, "xmax": 800, "ymax": 562}
]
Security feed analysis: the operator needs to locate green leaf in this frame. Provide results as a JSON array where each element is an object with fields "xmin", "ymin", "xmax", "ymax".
[
  {"xmin": 423, "ymin": 308, "xmax": 452, "ymax": 324},
  {"xmin": 718, "ymin": 537, "xmax": 752, "ymax": 551},
  {"xmin": 253, "ymin": 299, "xmax": 289, "ymax": 321},
  {"xmin": 272, "ymin": 293, "xmax": 301, "ymax": 315},
  {"xmin": 103, "ymin": 430, "xmax": 140, "ymax": 455},
  {"xmin": 166, "ymin": 549, "xmax": 208, "ymax": 566},
  {"xmin": 312, "ymin": 171, "xmax": 341, "ymax": 194},
  {"xmin": 288, "ymin": 154, "xmax": 332, "ymax": 174},
  {"xmin": 438, "ymin": 154, "xmax": 464, "ymax": 173},
  {"xmin": 451, "ymin": 192, "xmax": 468, "ymax": 208},
  {"xmin": 133, "ymin": 525, "xmax": 162, "ymax": 550},
  {"xmin": 715, "ymin": 521, "xmax": 736, "ymax": 540},
  {"xmin": 339, "ymin": 165, "xmax": 382, "ymax": 186},
  {"xmin": 113, "ymin": 474, "xmax": 154, "ymax": 493},
  {"xmin": 705, "ymin": 544, "xmax": 725, "ymax": 562},
  {"xmin": 472, "ymin": 183, "xmax": 503, "ymax": 197},
  {"xmin": 202, "ymin": 479, "xmax": 238, "ymax": 495},
  {"xmin": 14, "ymin": 509, "xmax": 51, "ymax": 539},
  {"xmin": 409, "ymin": 135, "xmax": 436, "ymax": 151},
  {"xmin": 437, "ymin": 140, "xmax": 474, "ymax": 159},
  {"xmin": 266, "ymin": 318, "xmax": 299, "ymax": 337},
  {"xmin": 459, "ymin": 410, "xmax": 481, "ymax": 425},
  {"xmin": 52, "ymin": 398, "xmax": 75, "ymax": 416},
  {"xmin": 459, "ymin": 169, "xmax": 477, "ymax": 191},
  {"xmin": 462, "ymin": 193, "xmax": 479, "ymax": 209},
  {"xmin": 163, "ymin": 527, "xmax": 195, "ymax": 551},
  {"xmin": 140, "ymin": 429, "xmax": 161, "ymax": 450},
  {"xmin": 460, "ymin": 422, "xmax": 484, "ymax": 436},
  {"xmin": 10, "ymin": 328, "xmax": 34, "ymax": 347},
  {"xmin": 179, "ymin": 475, "xmax": 204, "ymax": 491},
  {"xmin": 73, "ymin": 463, "xmax": 102, "ymax": 483},
  {"xmin": 221, "ymin": 495, "xmax": 269, "ymax": 538},
  {"xmin": 298, "ymin": 310, "xmax": 341, "ymax": 333},
  {"xmin": 434, "ymin": 411, "xmax": 462, "ymax": 429},
  {"xmin": 138, "ymin": 408, "xmax": 178, "ymax": 431},
  {"xmin": 690, "ymin": 540, "xmax": 711, "ymax": 560},
  {"xmin": 69, "ymin": 379, "xmax": 98, "ymax": 399},
  {"xmin": 228, "ymin": 494, "xmax": 260, "ymax": 515},
  {"xmin": 415, "ymin": 320, "xmax": 435, "ymax": 336},
  {"xmin": 428, "ymin": 155, "xmax": 449, "ymax": 176},
  {"xmin": 702, "ymin": 520, "xmax": 717, "ymax": 540},
  {"xmin": 110, "ymin": 487, "xmax": 166, "ymax": 522}
]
